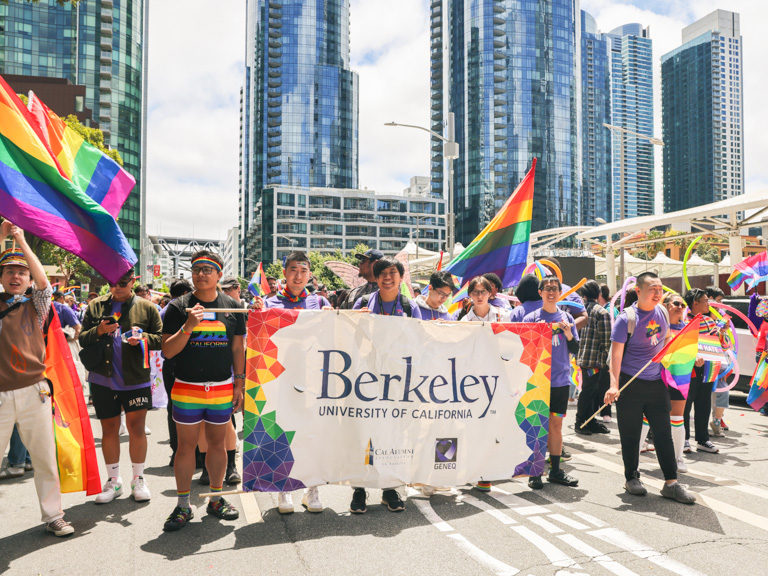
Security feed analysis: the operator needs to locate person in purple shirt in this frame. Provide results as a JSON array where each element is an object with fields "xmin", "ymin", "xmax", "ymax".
[
  {"xmin": 606, "ymin": 271, "xmax": 695, "ymax": 504},
  {"xmin": 483, "ymin": 273, "xmax": 510, "ymax": 309},
  {"xmin": 414, "ymin": 270, "xmax": 455, "ymax": 321},
  {"xmin": 523, "ymin": 277, "xmax": 580, "ymax": 490},
  {"xmin": 352, "ymin": 257, "xmax": 423, "ymax": 320},
  {"xmin": 509, "ymin": 274, "xmax": 542, "ymax": 322}
]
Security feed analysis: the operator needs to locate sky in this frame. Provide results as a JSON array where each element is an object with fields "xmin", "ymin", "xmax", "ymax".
[{"xmin": 145, "ymin": 0, "xmax": 767, "ymax": 240}]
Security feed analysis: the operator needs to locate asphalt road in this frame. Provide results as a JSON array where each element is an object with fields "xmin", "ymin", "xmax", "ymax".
[{"xmin": 2, "ymin": 393, "xmax": 768, "ymax": 576}]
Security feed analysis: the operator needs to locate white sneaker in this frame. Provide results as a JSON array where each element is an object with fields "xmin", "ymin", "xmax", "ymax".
[
  {"xmin": 278, "ymin": 492, "xmax": 294, "ymax": 514},
  {"xmin": 119, "ymin": 423, "xmax": 128, "ymax": 436},
  {"xmin": 46, "ymin": 518, "xmax": 74, "ymax": 537},
  {"xmin": 95, "ymin": 477, "xmax": 123, "ymax": 504},
  {"xmin": 144, "ymin": 425, "xmax": 151, "ymax": 435},
  {"xmin": 602, "ymin": 415, "xmax": 612, "ymax": 424},
  {"xmin": 302, "ymin": 486, "xmax": 324, "ymax": 513},
  {"xmin": 131, "ymin": 476, "xmax": 151, "ymax": 502},
  {"xmin": 677, "ymin": 457, "xmax": 688, "ymax": 473}
]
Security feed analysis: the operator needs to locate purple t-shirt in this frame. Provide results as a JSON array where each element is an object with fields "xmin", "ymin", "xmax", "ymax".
[
  {"xmin": 611, "ymin": 303, "xmax": 668, "ymax": 380},
  {"xmin": 488, "ymin": 296, "xmax": 510, "ymax": 309},
  {"xmin": 415, "ymin": 302, "xmax": 454, "ymax": 321},
  {"xmin": 54, "ymin": 301, "xmax": 80, "ymax": 328},
  {"xmin": 352, "ymin": 291, "xmax": 423, "ymax": 319},
  {"xmin": 523, "ymin": 308, "xmax": 578, "ymax": 387},
  {"xmin": 265, "ymin": 293, "xmax": 330, "ymax": 310},
  {"xmin": 509, "ymin": 300, "xmax": 543, "ymax": 322}
]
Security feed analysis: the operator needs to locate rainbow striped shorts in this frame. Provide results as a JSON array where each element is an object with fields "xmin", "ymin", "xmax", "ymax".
[{"xmin": 171, "ymin": 379, "xmax": 234, "ymax": 425}]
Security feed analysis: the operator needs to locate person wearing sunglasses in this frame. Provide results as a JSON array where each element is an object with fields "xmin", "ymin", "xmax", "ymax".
[
  {"xmin": 79, "ymin": 269, "xmax": 163, "ymax": 508},
  {"xmin": 414, "ymin": 270, "xmax": 456, "ymax": 321}
]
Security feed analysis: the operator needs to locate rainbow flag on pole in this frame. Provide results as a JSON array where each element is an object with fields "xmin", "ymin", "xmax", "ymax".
[
  {"xmin": 445, "ymin": 158, "xmax": 536, "ymax": 288},
  {"xmin": 248, "ymin": 262, "xmax": 270, "ymax": 297},
  {"xmin": 45, "ymin": 308, "xmax": 101, "ymax": 495},
  {"xmin": 727, "ymin": 251, "xmax": 768, "ymax": 291},
  {"xmin": 653, "ymin": 315, "xmax": 701, "ymax": 399},
  {"xmin": 0, "ymin": 74, "xmax": 136, "ymax": 283},
  {"xmin": 747, "ymin": 352, "xmax": 768, "ymax": 410}
]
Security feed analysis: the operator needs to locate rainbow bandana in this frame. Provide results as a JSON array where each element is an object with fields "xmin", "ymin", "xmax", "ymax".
[
  {"xmin": 0, "ymin": 248, "xmax": 28, "ymax": 268},
  {"xmin": 191, "ymin": 256, "xmax": 222, "ymax": 272},
  {"xmin": 277, "ymin": 287, "xmax": 308, "ymax": 303}
]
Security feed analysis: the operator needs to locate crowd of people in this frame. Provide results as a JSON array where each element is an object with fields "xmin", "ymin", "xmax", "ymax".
[{"xmin": 0, "ymin": 223, "xmax": 757, "ymax": 537}]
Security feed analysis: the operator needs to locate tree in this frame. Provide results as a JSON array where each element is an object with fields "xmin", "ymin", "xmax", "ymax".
[{"xmin": 262, "ymin": 244, "xmax": 372, "ymax": 291}]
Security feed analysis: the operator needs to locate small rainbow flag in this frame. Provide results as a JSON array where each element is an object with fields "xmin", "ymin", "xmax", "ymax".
[
  {"xmin": 569, "ymin": 357, "xmax": 582, "ymax": 389},
  {"xmin": 447, "ymin": 281, "xmax": 469, "ymax": 316},
  {"xmin": 654, "ymin": 315, "xmax": 701, "ymax": 399},
  {"xmin": 248, "ymin": 262, "xmax": 270, "ymax": 297},
  {"xmin": 728, "ymin": 252, "xmax": 768, "ymax": 291},
  {"xmin": 445, "ymin": 158, "xmax": 536, "ymax": 288},
  {"xmin": 747, "ymin": 352, "xmax": 768, "ymax": 410}
]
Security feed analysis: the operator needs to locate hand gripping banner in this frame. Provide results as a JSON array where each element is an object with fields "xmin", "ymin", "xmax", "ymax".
[{"xmin": 242, "ymin": 310, "xmax": 552, "ymax": 491}]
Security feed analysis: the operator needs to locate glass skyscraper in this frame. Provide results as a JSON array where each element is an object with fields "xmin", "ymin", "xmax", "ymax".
[
  {"xmin": 605, "ymin": 23, "xmax": 654, "ymax": 220},
  {"xmin": 581, "ymin": 10, "xmax": 612, "ymax": 225},
  {"xmin": 433, "ymin": 0, "xmax": 581, "ymax": 242},
  {"xmin": 241, "ymin": 0, "xmax": 359, "ymax": 274},
  {"xmin": 661, "ymin": 10, "xmax": 744, "ymax": 212},
  {"xmin": 0, "ymin": 0, "xmax": 147, "ymax": 259}
]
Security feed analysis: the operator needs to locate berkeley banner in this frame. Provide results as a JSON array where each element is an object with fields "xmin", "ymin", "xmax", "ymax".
[{"xmin": 242, "ymin": 309, "xmax": 553, "ymax": 492}]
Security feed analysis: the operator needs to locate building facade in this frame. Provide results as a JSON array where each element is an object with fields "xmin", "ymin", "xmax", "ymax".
[
  {"xmin": 580, "ymin": 11, "xmax": 612, "ymax": 225},
  {"xmin": 240, "ymin": 0, "xmax": 360, "ymax": 275},
  {"xmin": 661, "ymin": 10, "xmax": 744, "ymax": 212},
  {"xmin": 432, "ymin": 0, "xmax": 581, "ymax": 242},
  {"xmin": 0, "ymin": 0, "xmax": 148, "ymax": 259},
  {"xmin": 221, "ymin": 227, "xmax": 241, "ymax": 278},
  {"xmin": 250, "ymin": 184, "xmax": 447, "ymax": 264},
  {"xmin": 605, "ymin": 23, "xmax": 654, "ymax": 220}
]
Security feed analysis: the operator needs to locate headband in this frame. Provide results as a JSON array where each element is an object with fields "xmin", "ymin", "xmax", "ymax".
[
  {"xmin": 191, "ymin": 256, "xmax": 222, "ymax": 272},
  {"xmin": 0, "ymin": 248, "xmax": 28, "ymax": 269}
]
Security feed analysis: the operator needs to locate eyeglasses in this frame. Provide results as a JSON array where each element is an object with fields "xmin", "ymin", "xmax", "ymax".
[
  {"xmin": 192, "ymin": 266, "xmax": 216, "ymax": 276},
  {"xmin": 541, "ymin": 286, "xmax": 560, "ymax": 293},
  {"xmin": 433, "ymin": 289, "xmax": 452, "ymax": 300},
  {"xmin": 471, "ymin": 290, "xmax": 489, "ymax": 297}
]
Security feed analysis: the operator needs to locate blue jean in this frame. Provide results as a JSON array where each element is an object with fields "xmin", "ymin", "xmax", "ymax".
[{"xmin": 8, "ymin": 424, "xmax": 31, "ymax": 468}]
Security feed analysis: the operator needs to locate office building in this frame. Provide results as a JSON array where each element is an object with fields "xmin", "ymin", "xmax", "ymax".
[
  {"xmin": 0, "ymin": 0, "xmax": 148, "ymax": 261},
  {"xmin": 240, "ymin": 0, "xmax": 359, "ymax": 275},
  {"xmin": 661, "ymin": 10, "xmax": 744, "ymax": 212},
  {"xmin": 605, "ymin": 23, "xmax": 654, "ymax": 219},
  {"xmin": 580, "ymin": 11, "xmax": 612, "ymax": 225},
  {"xmin": 222, "ymin": 227, "xmax": 241, "ymax": 278}
]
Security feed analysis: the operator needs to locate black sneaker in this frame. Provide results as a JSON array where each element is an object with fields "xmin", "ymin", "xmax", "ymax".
[
  {"xmin": 199, "ymin": 467, "xmax": 209, "ymax": 486},
  {"xmin": 560, "ymin": 448, "xmax": 572, "ymax": 462},
  {"xmin": 547, "ymin": 469, "xmax": 579, "ymax": 487},
  {"xmin": 350, "ymin": 488, "xmax": 367, "ymax": 514},
  {"xmin": 574, "ymin": 421, "xmax": 593, "ymax": 435},
  {"xmin": 226, "ymin": 464, "xmax": 241, "ymax": 485},
  {"xmin": 163, "ymin": 506, "xmax": 194, "ymax": 532},
  {"xmin": 207, "ymin": 497, "xmax": 240, "ymax": 520},
  {"xmin": 528, "ymin": 475, "xmax": 543, "ymax": 490},
  {"xmin": 381, "ymin": 489, "xmax": 405, "ymax": 512},
  {"xmin": 588, "ymin": 421, "xmax": 610, "ymax": 434}
]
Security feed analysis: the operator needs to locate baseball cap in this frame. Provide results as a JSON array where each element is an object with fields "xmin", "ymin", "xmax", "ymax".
[
  {"xmin": 354, "ymin": 249, "xmax": 384, "ymax": 261},
  {"xmin": 220, "ymin": 276, "xmax": 240, "ymax": 290}
]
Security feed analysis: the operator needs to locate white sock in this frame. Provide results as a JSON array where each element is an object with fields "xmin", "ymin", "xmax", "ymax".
[
  {"xmin": 639, "ymin": 417, "xmax": 650, "ymax": 452},
  {"xmin": 107, "ymin": 462, "xmax": 120, "ymax": 481},
  {"xmin": 671, "ymin": 416, "xmax": 685, "ymax": 461},
  {"xmin": 131, "ymin": 462, "xmax": 145, "ymax": 479}
]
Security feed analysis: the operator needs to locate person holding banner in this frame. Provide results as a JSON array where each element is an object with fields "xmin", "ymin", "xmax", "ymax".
[
  {"xmin": 605, "ymin": 272, "xmax": 696, "ymax": 504},
  {"xmin": 508, "ymin": 274, "xmax": 542, "ymax": 322},
  {"xmin": 0, "ymin": 222, "xmax": 73, "ymax": 536},
  {"xmin": 414, "ymin": 271, "xmax": 456, "ymax": 321},
  {"xmin": 251, "ymin": 251, "xmax": 330, "ymax": 514},
  {"xmin": 161, "ymin": 250, "xmax": 246, "ymax": 531},
  {"xmin": 459, "ymin": 276, "xmax": 509, "ymax": 323}
]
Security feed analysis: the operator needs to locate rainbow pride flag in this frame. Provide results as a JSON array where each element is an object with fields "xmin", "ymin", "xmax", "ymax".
[
  {"xmin": 654, "ymin": 315, "xmax": 701, "ymax": 399},
  {"xmin": 727, "ymin": 251, "xmax": 768, "ymax": 291},
  {"xmin": 248, "ymin": 262, "xmax": 270, "ymax": 297},
  {"xmin": 447, "ymin": 282, "xmax": 469, "ymax": 316},
  {"xmin": 445, "ymin": 158, "xmax": 536, "ymax": 288},
  {"xmin": 46, "ymin": 307, "xmax": 101, "ymax": 495},
  {"xmin": 27, "ymin": 92, "xmax": 135, "ymax": 219},
  {"xmin": 747, "ymin": 351, "xmax": 768, "ymax": 410},
  {"xmin": 0, "ymin": 75, "xmax": 136, "ymax": 283}
]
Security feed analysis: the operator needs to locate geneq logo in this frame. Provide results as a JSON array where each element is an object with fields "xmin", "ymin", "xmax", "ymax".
[{"xmin": 434, "ymin": 438, "xmax": 457, "ymax": 469}]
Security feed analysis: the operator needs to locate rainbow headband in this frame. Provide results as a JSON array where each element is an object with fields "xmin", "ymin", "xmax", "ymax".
[
  {"xmin": 0, "ymin": 248, "xmax": 28, "ymax": 268},
  {"xmin": 190, "ymin": 257, "xmax": 221, "ymax": 272}
]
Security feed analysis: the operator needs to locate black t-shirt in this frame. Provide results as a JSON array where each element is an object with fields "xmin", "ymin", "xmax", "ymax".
[{"xmin": 162, "ymin": 292, "xmax": 246, "ymax": 383}]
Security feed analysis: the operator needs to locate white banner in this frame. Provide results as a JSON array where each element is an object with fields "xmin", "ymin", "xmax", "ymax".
[{"xmin": 242, "ymin": 310, "xmax": 552, "ymax": 491}]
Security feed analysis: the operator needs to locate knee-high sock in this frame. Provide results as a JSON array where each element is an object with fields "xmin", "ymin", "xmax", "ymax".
[
  {"xmin": 670, "ymin": 416, "xmax": 686, "ymax": 462},
  {"xmin": 639, "ymin": 416, "xmax": 650, "ymax": 452}
]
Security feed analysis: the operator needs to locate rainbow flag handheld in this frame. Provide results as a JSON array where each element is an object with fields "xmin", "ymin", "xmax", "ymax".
[
  {"xmin": 27, "ymin": 92, "xmax": 135, "ymax": 219},
  {"xmin": 447, "ymin": 282, "xmax": 469, "ymax": 316},
  {"xmin": 727, "ymin": 251, "xmax": 768, "ymax": 291},
  {"xmin": 0, "ymin": 75, "xmax": 136, "ymax": 283},
  {"xmin": 445, "ymin": 158, "xmax": 536, "ymax": 288},
  {"xmin": 248, "ymin": 262, "xmax": 270, "ymax": 297},
  {"xmin": 45, "ymin": 307, "xmax": 101, "ymax": 495},
  {"xmin": 653, "ymin": 315, "xmax": 701, "ymax": 399},
  {"xmin": 747, "ymin": 351, "xmax": 768, "ymax": 411}
]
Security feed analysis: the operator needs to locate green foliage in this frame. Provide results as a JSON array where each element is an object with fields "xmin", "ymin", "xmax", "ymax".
[
  {"xmin": 99, "ymin": 284, "xmax": 110, "ymax": 296},
  {"xmin": 264, "ymin": 261, "xmax": 284, "ymax": 281},
  {"xmin": 17, "ymin": 93, "xmax": 28, "ymax": 105},
  {"xmin": 236, "ymin": 276, "xmax": 249, "ymax": 290},
  {"xmin": 262, "ymin": 244, "xmax": 371, "ymax": 291},
  {"xmin": 694, "ymin": 240, "xmax": 722, "ymax": 264},
  {"xmin": 38, "ymin": 242, "xmax": 93, "ymax": 287}
]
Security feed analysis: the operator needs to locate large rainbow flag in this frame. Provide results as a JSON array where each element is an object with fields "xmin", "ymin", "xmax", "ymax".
[
  {"xmin": 0, "ymin": 74, "xmax": 136, "ymax": 283},
  {"xmin": 46, "ymin": 308, "xmax": 101, "ymax": 495},
  {"xmin": 727, "ymin": 251, "xmax": 768, "ymax": 291},
  {"xmin": 27, "ymin": 91, "xmax": 135, "ymax": 219},
  {"xmin": 445, "ymin": 158, "xmax": 536, "ymax": 288},
  {"xmin": 654, "ymin": 315, "xmax": 701, "ymax": 399}
]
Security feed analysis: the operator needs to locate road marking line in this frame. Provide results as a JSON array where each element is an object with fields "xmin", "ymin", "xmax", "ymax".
[
  {"xmin": 238, "ymin": 491, "xmax": 263, "ymax": 524},
  {"xmin": 548, "ymin": 514, "xmax": 589, "ymax": 530},
  {"xmin": 557, "ymin": 534, "xmax": 640, "ymax": 576},
  {"xmin": 573, "ymin": 512, "xmax": 608, "ymax": 528},
  {"xmin": 527, "ymin": 515, "xmax": 564, "ymax": 534},
  {"xmin": 488, "ymin": 486, "xmax": 550, "ymax": 515},
  {"xmin": 589, "ymin": 527, "xmax": 707, "ymax": 576},
  {"xmin": 458, "ymin": 493, "xmax": 518, "ymax": 524},
  {"xmin": 512, "ymin": 525, "xmax": 581, "ymax": 569},
  {"xmin": 446, "ymin": 533, "xmax": 520, "ymax": 576},
  {"xmin": 411, "ymin": 498, "xmax": 454, "ymax": 532}
]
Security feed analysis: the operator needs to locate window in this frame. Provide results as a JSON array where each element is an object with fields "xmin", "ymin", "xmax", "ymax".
[{"xmin": 277, "ymin": 193, "xmax": 295, "ymax": 206}]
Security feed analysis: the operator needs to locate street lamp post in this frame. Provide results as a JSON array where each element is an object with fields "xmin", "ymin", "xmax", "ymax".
[{"xmin": 385, "ymin": 112, "xmax": 459, "ymax": 260}]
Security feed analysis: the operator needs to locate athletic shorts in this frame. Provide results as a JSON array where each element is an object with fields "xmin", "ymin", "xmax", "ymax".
[
  {"xmin": 668, "ymin": 385, "xmax": 685, "ymax": 402},
  {"xmin": 171, "ymin": 379, "xmax": 234, "ymax": 425},
  {"xmin": 90, "ymin": 382, "xmax": 152, "ymax": 420},
  {"xmin": 713, "ymin": 388, "xmax": 730, "ymax": 409},
  {"xmin": 550, "ymin": 386, "xmax": 569, "ymax": 417}
]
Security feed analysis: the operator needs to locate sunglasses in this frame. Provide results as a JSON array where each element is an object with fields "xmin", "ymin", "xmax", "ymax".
[
  {"xmin": 109, "ymin": 279, "xmax": 133, "ymax": 288},
  {"xmin": 670, "ymin": 301, "xmax": 685, "ymax": 308}
]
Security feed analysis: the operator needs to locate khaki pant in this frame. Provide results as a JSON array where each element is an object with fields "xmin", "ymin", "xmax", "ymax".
[{"xmin": 0, "ymin": 383, "xmax": 64, "ymax": 523}]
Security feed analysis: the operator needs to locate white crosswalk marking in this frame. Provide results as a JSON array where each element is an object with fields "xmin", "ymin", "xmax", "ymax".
[
  {"xmin": 573, "ymin": 511, "xmax": 608, "ymax": 528},
  {"xmin": 512, "ymin": 525, "xmax": 581, "ymax": 569},
  {"xmin": 557, "ymin": 533, "xmax": 641, "ymax": 576},
  {"xmin": 411, "ymin": 498, "xmax": 454, "ymax": 532},
  {"xmin": 458, "ymin": 493, "xmax": 518, "ymax": 524},
  {"xmin": 527, "ymin": 515, "xmax": 565, "ymax": 534},
  {"xmin": 547, "ymin": 513, "xmax": 590, "ymax": 530},
  {"xmin": 446, "ymin": 533, "xmax": 520, "ymax": 576}
]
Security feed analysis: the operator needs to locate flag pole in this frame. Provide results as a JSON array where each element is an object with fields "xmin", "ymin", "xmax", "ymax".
[{"xmin": 579, "ymin": 357, "xmax": 656, "ymax": 429}]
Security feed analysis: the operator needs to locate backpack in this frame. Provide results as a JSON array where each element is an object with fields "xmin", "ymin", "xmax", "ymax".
[{"xmin": 361, "ymin": 293, "xmax": 413, "ymax": 317}]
